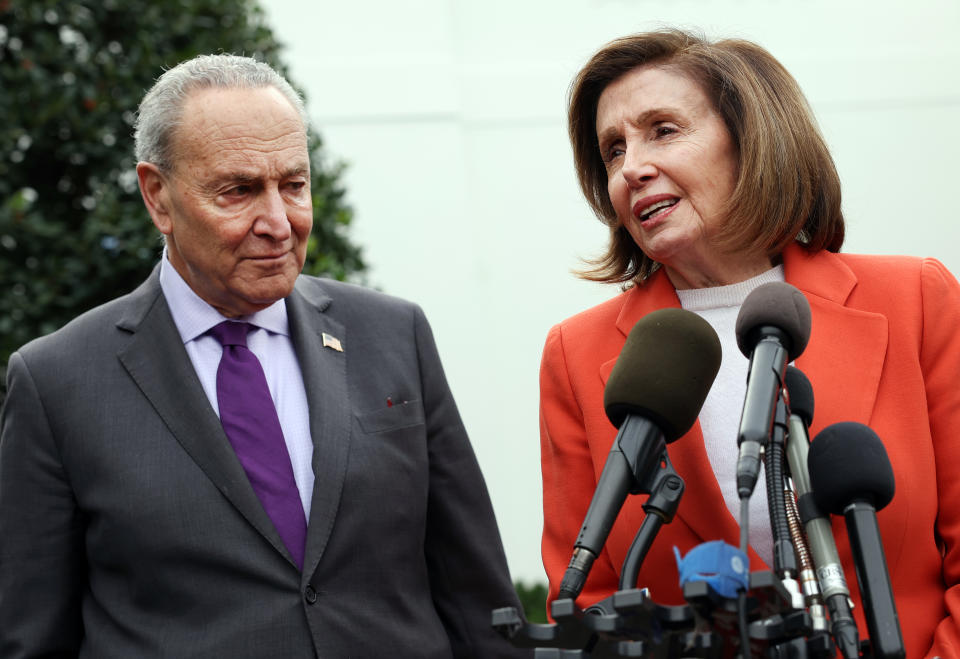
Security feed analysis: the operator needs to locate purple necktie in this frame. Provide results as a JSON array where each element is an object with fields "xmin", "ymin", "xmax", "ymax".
[{"xmin": 210, "ymin": 321, "xmax": 306, "ymax": 569}]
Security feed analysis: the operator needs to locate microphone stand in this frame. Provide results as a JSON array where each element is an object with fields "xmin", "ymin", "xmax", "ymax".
[
  {"xmin": 492, "ymin": 437, "xmax": 835, "ymax": 657},
  {"xmin": 492, "ymin": 391, "xmax": 851, "ymax": 657},
  {"xmin": 494, "ymin": 450, "xmax": 695, "ymax": 658},
  {"xmin": 617, "ymin": 449, "xmax": 684, "ymax": 592}
]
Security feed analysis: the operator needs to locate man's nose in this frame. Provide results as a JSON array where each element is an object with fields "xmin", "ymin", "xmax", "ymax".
[{"xmin": 253, "ymin": 187, "xmax": 292, "ymax": 241}]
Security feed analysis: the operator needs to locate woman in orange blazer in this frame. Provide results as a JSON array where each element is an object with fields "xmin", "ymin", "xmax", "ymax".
[{"xmin": 541, "ymin": 29, "xmax": 960, "ymax": 658}]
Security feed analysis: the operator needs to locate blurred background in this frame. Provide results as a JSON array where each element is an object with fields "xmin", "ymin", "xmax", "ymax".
[{"xmin": 3, "ymin": 0, "xmax": 959, "ymax": 618}]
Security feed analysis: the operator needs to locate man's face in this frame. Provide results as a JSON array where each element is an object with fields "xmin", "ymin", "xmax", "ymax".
[{"xmin": 139, "ymin": 86, "xmax": 313, "ymax": 318}]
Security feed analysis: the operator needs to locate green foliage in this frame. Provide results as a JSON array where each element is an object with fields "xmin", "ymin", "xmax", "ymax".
[
  {"xmin": 0, "ymin": 0, "xmax": 365, "ymax": 402},
  {"xmin": 514, "ymin": 579, "xmax": 548, "ymax": 624}
]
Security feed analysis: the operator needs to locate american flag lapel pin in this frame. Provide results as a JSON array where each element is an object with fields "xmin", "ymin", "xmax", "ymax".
[{"xmin": 322, "ymin": 332, "xmax": 343, "ymax": 352}]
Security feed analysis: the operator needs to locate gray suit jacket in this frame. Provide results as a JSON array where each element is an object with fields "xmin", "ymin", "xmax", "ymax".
[{"xmin": 0, "ymin": 269, "xmax": 527, "ymax": 658}]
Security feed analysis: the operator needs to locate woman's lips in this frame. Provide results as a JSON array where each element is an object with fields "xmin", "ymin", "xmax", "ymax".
[{"xmin": 632, "ymin": 194, "xmax": 679, "ymax": 226}]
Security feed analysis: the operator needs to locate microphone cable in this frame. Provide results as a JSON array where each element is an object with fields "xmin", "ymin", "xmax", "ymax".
[
  {"xmin": 737, "ymin": 497, "xmax": 751, "ymax": 659},
  {"xmin": 765, "ymin": 396, "xmax": 803, "ymax": 608},
  {"xmin": 784, "ymin": 478, "xmax": 827, "ymax": 631}
]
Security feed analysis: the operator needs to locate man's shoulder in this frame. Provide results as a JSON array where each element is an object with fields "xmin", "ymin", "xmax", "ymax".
[
  {"xmin": 294, "ymin": 275, "xmax": 422, "ymax": 318},
  {"xmin": 16, "ymin": 274, "xmax": 161, "ymax": 361}
]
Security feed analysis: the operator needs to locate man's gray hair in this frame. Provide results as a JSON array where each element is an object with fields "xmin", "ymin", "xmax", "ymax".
[{"xmin": 134, "ymin": 54, "xmax": 308, "ymax": 172}]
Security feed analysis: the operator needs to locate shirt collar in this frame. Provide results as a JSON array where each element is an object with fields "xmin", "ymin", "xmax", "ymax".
[{"xmin": 158, "ymin": 248, "xmax": 290, "ymax": 343}]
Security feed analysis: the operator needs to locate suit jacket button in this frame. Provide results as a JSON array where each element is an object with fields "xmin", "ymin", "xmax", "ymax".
[{"xmin": 304, "ymin": 585, "xmax": 318, "ymax": 604}]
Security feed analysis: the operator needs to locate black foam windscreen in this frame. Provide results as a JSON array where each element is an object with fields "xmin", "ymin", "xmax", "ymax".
[
  {"xmin": 784, "ymin": 366, "xmax": 814, "ymax": 426},
  {"xmin": 603, "ymin": 308, "xmax": 721, "ymax": 442},
  {"xmin": 808, "ymin": 422, "xmax": 896, "ymax": 514},
  {"xmin": 735, "ymin": 282, "xmax": 812, "ymax": 361}
]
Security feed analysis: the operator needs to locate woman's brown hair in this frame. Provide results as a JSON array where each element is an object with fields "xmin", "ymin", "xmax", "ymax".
[{"xmin": 569, "ymin": 29, "xmax": 844, "ymax": 284}]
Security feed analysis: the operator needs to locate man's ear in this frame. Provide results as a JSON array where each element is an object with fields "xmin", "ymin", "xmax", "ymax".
[{"xmin": 136, "ymin": 162, "xmax": 173, "ymax": 235}]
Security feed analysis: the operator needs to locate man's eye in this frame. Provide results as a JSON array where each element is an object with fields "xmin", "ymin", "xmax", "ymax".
[
  {"xmin": 225, "ymin": 185, "xmax": 251, "ymax": 197},
  {"xmin": 654, "ymin": 125, "xmax": 677, "ymax": 138}
]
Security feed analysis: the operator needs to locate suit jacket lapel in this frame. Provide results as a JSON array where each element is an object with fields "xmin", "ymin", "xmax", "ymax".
[
  {"xmin": 115, "ymin": 270, "xmax": 290, "ymax": 561},
  {"xmin": 784, "ymin": 244, "xmax": 888, "ymax": 435},
  {"xmin": 595, "ymin": 246, "xmax": 891, "ymax": 566},
  {"xmin": 286, "ymin": 279, "xmax": 352, "ymax": 584},
  {"xmin": 602, "ymin": 271, "xmax": 751, "ymax": 562}
]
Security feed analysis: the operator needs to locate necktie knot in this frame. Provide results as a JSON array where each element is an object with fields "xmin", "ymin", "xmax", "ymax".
[{"xmin": 210, "ymin": 321, "xmax": 251, "ymax": 347}]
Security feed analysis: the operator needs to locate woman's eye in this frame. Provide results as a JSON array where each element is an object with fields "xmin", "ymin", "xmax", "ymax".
[{"xmin": 602, "ymin": 146, "xmax": 625, "ymax": 163}]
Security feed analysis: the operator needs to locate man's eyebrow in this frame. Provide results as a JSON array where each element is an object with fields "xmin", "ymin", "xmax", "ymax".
[
  {"xmin": 198, "ymin": 172, "xmax": 258, "ymax": 193},
  {"xmin": 282, "ymin": 164, "xmax": 310, "ymax": 178},
  {"xmin": 198, "ymin": 164, "xmax": 309, "ymax": 192}
]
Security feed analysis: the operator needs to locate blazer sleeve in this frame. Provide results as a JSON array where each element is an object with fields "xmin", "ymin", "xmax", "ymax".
[
  {"xmin": 0, "ymin": 351, "xmax": 85, "ymax": 657},
  {"xmin": 413, "ymin": 306, "xmax": 532, "ymax": 658},
  {"xmin": 539, "ymin": 323, "xmax": 619, "ymax": 612},
  {"xmin": 920, "ymin": 259, "xmax": 960, "ymax": 658}
]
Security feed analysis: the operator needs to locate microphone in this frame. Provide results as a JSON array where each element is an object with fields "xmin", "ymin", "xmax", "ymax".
[
  {"xmin": 734, "ymin": 282, "xmax": 811, "ymax": 499},
  {"xmin": 808, "ymin": 422, "xmax": 905, "ymax": 659},
  {"xmin": 783, "ymin": 367, "xmax": 859, "ymax": 659},
  {"xmin": 557, "ymin": 308, "xmax": 721, "ymax": 601}
]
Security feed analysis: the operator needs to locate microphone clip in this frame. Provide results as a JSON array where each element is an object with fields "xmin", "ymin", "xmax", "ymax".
[{"xmin": 617, "ymin": 415, "xmax": 667, "ymax": 495}]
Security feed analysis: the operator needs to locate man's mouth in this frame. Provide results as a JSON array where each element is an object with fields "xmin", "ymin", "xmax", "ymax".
[{"xmin": 250, "ymin": 251, "xmax": 289, "ymax": 260}]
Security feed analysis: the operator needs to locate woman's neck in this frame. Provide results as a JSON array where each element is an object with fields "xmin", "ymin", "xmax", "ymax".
[{"xmin": 664, "ymin": 251, "xmax": 775, "ymax": 290}]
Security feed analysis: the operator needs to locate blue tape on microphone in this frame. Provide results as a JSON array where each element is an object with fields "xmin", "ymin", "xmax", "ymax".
[{"xmin": 673, "ymin": 541, "xmax": 749, "ymax": 599}]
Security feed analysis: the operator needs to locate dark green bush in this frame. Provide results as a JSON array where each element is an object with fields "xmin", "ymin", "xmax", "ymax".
[
  {"xmin": 514, "ymin": 579, "xmax": 548, "ymax": 624},
  {"xmin": 0, "ymin": 0, "xmax": 365, "ymax": 404}
]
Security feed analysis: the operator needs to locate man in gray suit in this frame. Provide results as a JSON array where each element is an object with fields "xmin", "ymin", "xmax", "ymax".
[{"xmin": 0, "ymin": 54, "xmax": 527, "ymax": 658}]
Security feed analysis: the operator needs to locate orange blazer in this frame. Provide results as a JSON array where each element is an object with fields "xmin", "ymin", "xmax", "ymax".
[{"xmin": 540, "ymin": 242, "xmax": 960, "ymax": 658}]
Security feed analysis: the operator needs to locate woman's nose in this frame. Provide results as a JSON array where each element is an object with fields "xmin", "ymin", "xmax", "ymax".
[{"xmin": 620, "ymin": 145, "xmax": 657, "ymax": 187}]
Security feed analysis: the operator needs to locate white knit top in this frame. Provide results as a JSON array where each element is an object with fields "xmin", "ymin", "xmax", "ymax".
[{"xmin": 675, "ymin": 265, "xmax": 785, "ymax": 566}]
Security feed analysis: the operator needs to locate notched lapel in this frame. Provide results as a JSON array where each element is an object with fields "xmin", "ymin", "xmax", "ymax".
[
  {"xmin": 116, "ymin": 279, "xmax": 295, "ymax": 566},
  {"xmin": 785, "ymin": 244, "xmax": 888, "ymax": 435},
  {"xmin": 287, "ymin": 282, "xmax": 352, "ymax": 583},
  {"xmin": 592, "ymin": 248, "xmax": 889, "ymax": 568},
  {"xmin": 599, "ymin": 357, "xmax": 617, "ymax": 388},
  {"xmin": 601, "ymin": 277, "xmax": 743, "ymax": 557},
  {"xmin": 797, "ymin": 297, "xmax": 887, "ymax": 436},
  {"xmin": 614, "ymin": 269, "xmax": 681, "ymax": 339}
]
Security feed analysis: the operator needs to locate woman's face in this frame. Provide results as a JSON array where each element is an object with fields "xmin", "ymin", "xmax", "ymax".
[{"xmin": 596, "ymin": 65, "xmax": 764, "ymax": 288}]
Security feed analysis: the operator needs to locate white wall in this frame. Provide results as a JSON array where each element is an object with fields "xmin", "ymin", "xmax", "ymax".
[{"xmin": 261, "ymin": 0, "xmax": 960, "ymax": 583}]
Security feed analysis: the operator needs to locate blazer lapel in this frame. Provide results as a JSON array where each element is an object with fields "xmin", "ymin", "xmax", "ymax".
[
  {"xmin": 602, "ymin": 272, "xmax": 751, "ymax": 562},
  {"xmin": 286, "ymin": 279, "xmax": 352, "ymax": 584},
  {"xmin": 784, "ymin": 244, "xmax": 888, "ymax": 436},
  {"xmin": 115, "ymin": 271, "xmax": 290, "ymax": 561},
  {"xmin": 603, "ymin": 247, "xmax": 889, "ymax": 563},
  {"xmin": 600, "ymin": 254, "xmax": 895, "ymax": 566}
]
